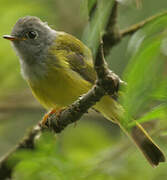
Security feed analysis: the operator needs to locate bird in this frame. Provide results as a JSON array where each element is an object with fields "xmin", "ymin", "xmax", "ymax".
[{"xmin": 3, "ymin": 16, "xmax": 165, "ymax": 167}]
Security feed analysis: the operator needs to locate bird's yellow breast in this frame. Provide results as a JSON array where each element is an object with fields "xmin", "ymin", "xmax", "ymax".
[{"xmin": 28, "ymin": 63, "xmax": 92, "ymax": 109}]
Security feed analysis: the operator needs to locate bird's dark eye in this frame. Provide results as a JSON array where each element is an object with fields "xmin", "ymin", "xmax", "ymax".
[{"xmin": 26, "ymin": 31, "xmax": 38, "ymax": 39}]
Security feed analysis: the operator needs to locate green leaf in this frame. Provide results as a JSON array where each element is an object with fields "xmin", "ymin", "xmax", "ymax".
[
  {"xmin": 82, "ymin": 0, "xmax": 115, "ymax": 58},
  {"xmin": 128, "ymin": 11, "xmax": 167, "ymax": 56},
  {"xmin": 128, "ymin": 104, "xmax": 167, "ymax": 127},
  {"xmin": 121, "ymin": 13, "xmax": 167, "ymax": 125}
]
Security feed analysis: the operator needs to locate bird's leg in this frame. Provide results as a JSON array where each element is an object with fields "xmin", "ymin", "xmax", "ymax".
[{"xmin": 41, "ymin": 108, "xmax": 65, "ymax": 127}]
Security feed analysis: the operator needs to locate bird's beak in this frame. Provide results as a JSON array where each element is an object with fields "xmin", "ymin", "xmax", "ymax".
[{"xmin": 3, "ymin": 35, "xmax": 26, "ymax": 41}]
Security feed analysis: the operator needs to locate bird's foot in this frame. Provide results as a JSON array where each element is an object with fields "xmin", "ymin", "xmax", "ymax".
[{"xmin": 40, "ymin": 108, "xmax": 65, "ymax": 127}]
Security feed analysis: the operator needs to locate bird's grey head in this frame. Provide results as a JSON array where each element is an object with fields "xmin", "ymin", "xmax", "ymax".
[{"xmin": 4, "ymin": 16, "xmax": 56, "ymax": 65}]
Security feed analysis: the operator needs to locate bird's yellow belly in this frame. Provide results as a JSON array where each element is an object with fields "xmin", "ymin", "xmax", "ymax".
[
  {"xmin": 28, "ymin": 66, "xmax": 92, "ymax": 109},
  {"xmin": 27, "ymin": 65, "xmax": 121, "ymax": 122}
]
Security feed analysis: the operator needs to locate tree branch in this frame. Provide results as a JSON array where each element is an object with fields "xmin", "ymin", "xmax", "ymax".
[
  {"xmin": 120, "ymin": 10, "xmax": 167, "ymax": 37},
  {"xmin": 103, "ymin": 0, "xmax": 121, "ymax": 55},
  {"xmin": 0, "ymin": 125, "xmax": 41, "ymax": 179}
]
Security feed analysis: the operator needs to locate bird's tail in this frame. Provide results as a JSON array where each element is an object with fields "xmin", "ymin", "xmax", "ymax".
[
  {"xmin": 130, "ymin": 122, "xmax": 165, "ymax": 166},
  {"xmin": 94, "ymin": 96, "xmax": 165, "ymax": 167}
]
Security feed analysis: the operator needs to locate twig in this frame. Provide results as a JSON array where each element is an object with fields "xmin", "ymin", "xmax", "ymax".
[
  {"xmin": 103, "ymin": 0, "xmax": 121, "ymax": 55},
  {"xmin": 105, "ymin": 0, "xmax": 119, "ymax": 34},
  {"xmin": 0, "ymin": 125, "xmax": 41, "ymax": 179},
  {"xmin": 120, "ymin": 10, "xmax": 167, "ymax": 37}
]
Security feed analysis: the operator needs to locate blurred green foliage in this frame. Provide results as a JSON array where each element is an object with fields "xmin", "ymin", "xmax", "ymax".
[
  {"xmin": 82, "ymin": 0, "xmax": 114, "ymax": 57},
  {"xmin": 121, "ymin": 13, "xmax": 167, "ymax": 128},
  {"xmin": 1, "ymin": 0, "xmax": 167, "ymax": 179}
]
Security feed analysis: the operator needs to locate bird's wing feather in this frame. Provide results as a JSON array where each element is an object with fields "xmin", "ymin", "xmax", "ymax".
[
  {"xmin": 53, "ymin": 32, "xmax": 96, "ymax": 84},
  {"xmin": 67, "ymin": 52, "xmax": 96, "ymax": 83}
]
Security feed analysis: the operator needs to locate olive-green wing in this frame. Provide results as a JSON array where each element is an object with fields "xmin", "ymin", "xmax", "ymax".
[
  {"xmin": 54, "ymin": 32, "xmax": 97, "ymax": 84},
  {"xmin": 53, "ymin": 31, "xmax": 118, "ymax": 103},
  {"xmin": 67, "ymin": 52, "xmax": 96, "ymax": 84}
]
